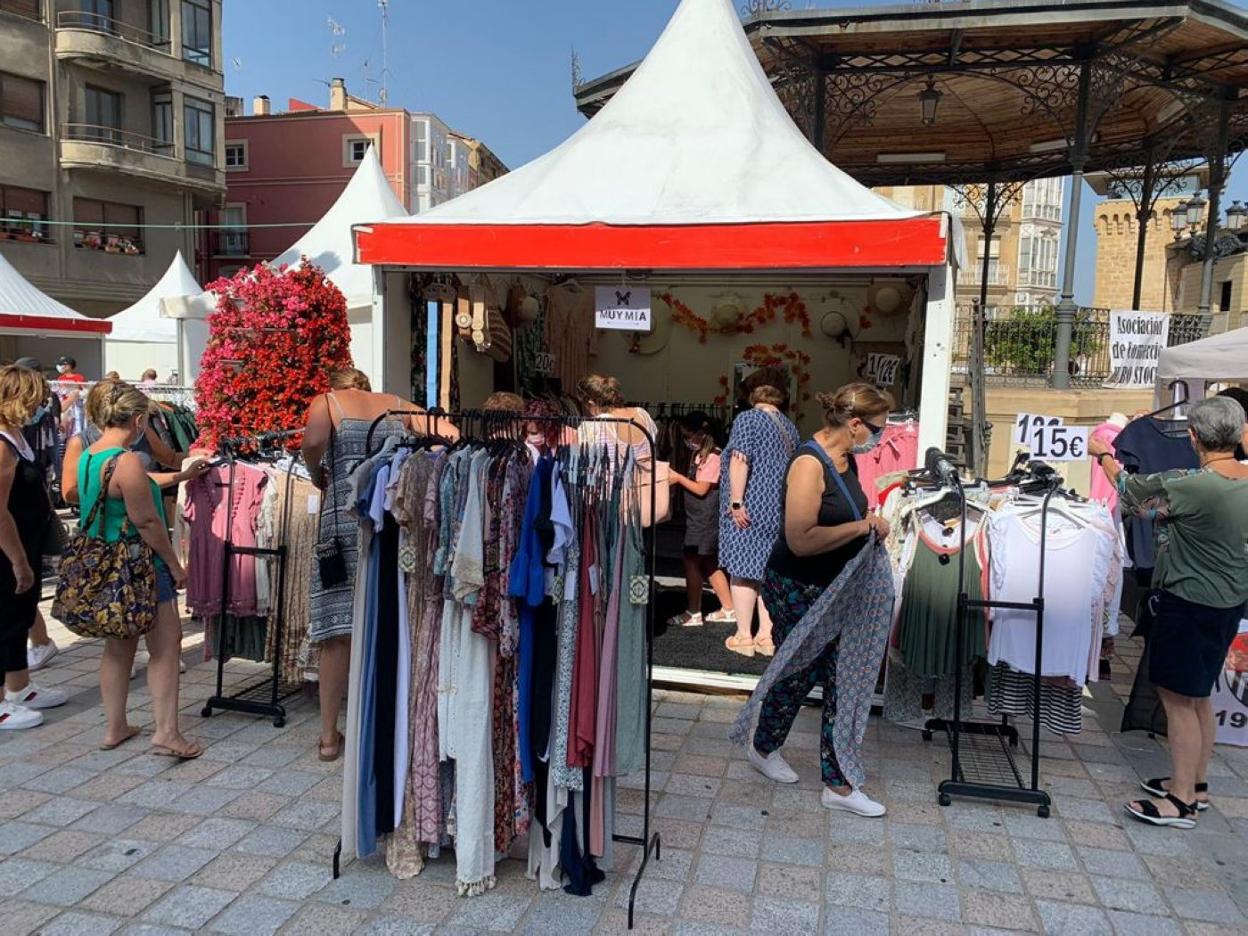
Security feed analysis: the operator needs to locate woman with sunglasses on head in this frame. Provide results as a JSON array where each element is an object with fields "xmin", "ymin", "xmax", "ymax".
[{"xmin": 746, "ymin": 382, "xmax": 894, "ymax": 817}]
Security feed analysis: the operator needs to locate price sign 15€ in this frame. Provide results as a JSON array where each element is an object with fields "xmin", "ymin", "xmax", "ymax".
[{"xmin": 1015, "ymin": 413, "xmax": 1089, "ymax": 462}]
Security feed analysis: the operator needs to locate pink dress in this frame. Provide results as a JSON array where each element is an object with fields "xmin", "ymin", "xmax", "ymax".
[
  {"xmin": 1089, "ymin": 423, "xmax": 1123, "ymax": 509},
  {"xmin": 184, "ymin": 463, "xmax": 267, "ymax": 617}
]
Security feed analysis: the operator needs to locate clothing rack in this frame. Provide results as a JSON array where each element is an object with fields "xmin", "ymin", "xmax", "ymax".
[
  {"xmin": 337, "ymin": 409, "xmax": 662, "ymax": 928},
  {"xmin": 919, "ymin": 455, "xmax": 1057, "ymax": 818},
  {"xmin": 200, "ymin": 429, "xmax": 305, "ymax": 728}
]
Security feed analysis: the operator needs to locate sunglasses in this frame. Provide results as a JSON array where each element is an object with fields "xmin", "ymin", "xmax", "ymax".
[{"xmin": 862, "ymin": 419, "xmax": 887, "ymax": 435}]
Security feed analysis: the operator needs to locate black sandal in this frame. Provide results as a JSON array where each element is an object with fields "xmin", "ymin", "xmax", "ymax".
[
  {"xmin": 1125, "ymin": 793, "xmax": 1199, "ymax": 829},
  {"xmin": 1140, "ymin": 777, "xmax": 1210, "ymax": 811}
]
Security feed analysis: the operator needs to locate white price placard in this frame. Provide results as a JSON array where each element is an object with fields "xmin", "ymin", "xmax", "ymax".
[
  {"xmin": 595, "ymin": 287, "xmax": 652, "ymax": 331},
  {"xmin": 1014, "ymin": 413, "xmax": 1088, "ymax": 462},
  {"xmin": 863, "ymin": 352, "xmax": 902, "ymax": 388}
]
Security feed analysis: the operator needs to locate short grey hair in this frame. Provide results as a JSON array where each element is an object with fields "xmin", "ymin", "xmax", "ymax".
[{"xmin": 1188, "ymin": 395, "xmax": 1246, "ymax": 452}]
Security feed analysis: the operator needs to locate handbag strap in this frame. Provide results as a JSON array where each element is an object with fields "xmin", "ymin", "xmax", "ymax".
[
  {"xmin": 800, "ymin": 440, "xmax": 863, "ymax": 523},
  {"xmin": 763, "ymin": 409, "xmax": 796, "ymax": 458},
  {"xmin": 82, "ymin": 453, "xmax": 125, "ymax": 537}
]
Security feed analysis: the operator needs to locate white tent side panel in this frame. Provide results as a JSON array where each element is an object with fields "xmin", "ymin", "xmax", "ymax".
[{"xmin": 1155, "ymin": 325, "xmax": 1248, "ymax": 403}]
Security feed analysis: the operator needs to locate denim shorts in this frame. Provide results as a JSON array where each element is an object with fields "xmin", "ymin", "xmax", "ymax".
[{"xmin": 155, "ymin": 563, "xmax": 176, "ymax": 604}]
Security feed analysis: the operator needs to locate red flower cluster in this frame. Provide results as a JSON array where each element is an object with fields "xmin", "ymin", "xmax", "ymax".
[{"xmin": 194, "ymin": 260, "xmax": 353, "ymax": 451}]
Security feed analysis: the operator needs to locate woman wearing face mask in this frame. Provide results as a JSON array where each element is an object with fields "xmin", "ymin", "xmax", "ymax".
[
  {"xmin": 746, "ymin": 382, "xmax": 893, "ymax": 817},
  {"xmin": 78, "ymin": 381, "xmax": 202, "ymax": 757},
  {"xmin": 667, "ymin": 412, "xmax": 734, "ymax": 627}
]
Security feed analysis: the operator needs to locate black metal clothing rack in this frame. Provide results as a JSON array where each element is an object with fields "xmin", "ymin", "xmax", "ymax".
[
  {"xmin": 200, "ymin": 429, "xmax": 305, "ymax": 728},
  {"xmin": 334, "ymin": 409, "xmax": 661, "ymax": 929},
  {"xmin": 920, "ymin": 460, "xmax": 1061, "ymax": 818}
]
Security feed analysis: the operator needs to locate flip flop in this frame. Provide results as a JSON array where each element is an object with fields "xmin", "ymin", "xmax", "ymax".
[
  {"xmin": 100, "ymin": 725, "xmax": 142, "ymax": 751},
  {"xmin": 150, "ymin": 740, "xmax": 204, "ymax": 761},
  {"xmin": 319, "ymin": 731, "xmax": 345, "ymax": 762}
]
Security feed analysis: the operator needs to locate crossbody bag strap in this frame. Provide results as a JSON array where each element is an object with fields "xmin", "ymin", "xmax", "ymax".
[
  {"xmin": 764, "ymin": 409, "xmax": 796, "ymax": 457},
  {"xmin": 800, "ymin": 440, "xmax": 863, "ymax": 523},
  {"xmin": 82, "ymin": 453, "xmax": 122, "ymax": 537}
]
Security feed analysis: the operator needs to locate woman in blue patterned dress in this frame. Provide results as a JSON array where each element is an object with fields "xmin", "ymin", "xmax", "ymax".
[{"xmin": 719, "ymin": 380, "xmax": 799, "ymax": 657}]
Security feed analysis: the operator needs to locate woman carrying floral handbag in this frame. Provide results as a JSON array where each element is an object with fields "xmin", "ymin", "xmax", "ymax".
[{"xmin": 56, "ymin": 381, "xmax": 203, "ymax": 758}]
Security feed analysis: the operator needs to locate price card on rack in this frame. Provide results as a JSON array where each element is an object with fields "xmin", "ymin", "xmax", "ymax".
[{"xmin": 1015, "ymin": 413, "xmax": 1089, "ymax": 462}]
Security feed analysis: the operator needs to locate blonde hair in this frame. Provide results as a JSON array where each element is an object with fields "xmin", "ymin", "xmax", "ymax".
[
  {"xmin": 749, "ymin": 384, "xmax": 786, "ymax": 407},
  {"xmin": 576, "ymin": 373, "xmax": 625, "ymax": 408},
  {"xmin": 483, "ymin": 392, "xmax": 525, "ymax": 413},
  {"xmin": 86, "ymin": 379, "xmax": 151, "ymax": 429},
  {"xmin": 0, "ymin": 364, "xmax": 48, "ymax": 429},
  {"xmin": 816, "ymin": 382, "xmax": 894, "ymax": 428},
  {"xmin": 327, "ymin": 367, "xmax": 372, "ymax": 392}
]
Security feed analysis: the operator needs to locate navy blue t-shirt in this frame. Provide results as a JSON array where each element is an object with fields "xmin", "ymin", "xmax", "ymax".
[{"xmin": 1113, "ymin": 417, "xmax": 1199, "ymax": 569}]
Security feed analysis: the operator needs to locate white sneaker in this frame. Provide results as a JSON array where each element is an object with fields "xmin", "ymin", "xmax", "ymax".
[
  {"xmin": 0, "ymin": 700, "xmax": 44, "ymax": 730},
  {"xmin": 822, "ymin": 786, "xmax": 886, "ymax": 817},
  {"xmin": 748, "ymin": 746, "xmax": 800, "ymax": 784},
  {"xmin": 9, "ymin": 682, "xmax": 68, "ymax": 711},
  {"xmin": 27, "ymin": 640, "xmax": 58, "ymax": 672}
]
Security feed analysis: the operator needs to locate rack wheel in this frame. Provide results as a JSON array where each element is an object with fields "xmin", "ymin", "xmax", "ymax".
[
  {"xmin": 939, "ymin": 792, "xmax": 952, "ymax": 807},
  {"xmin": 273, "ymin": 717, "xmax": 286, "ymax": 728},
  {"xmin": 1037, "ymin": 805, "xmax": 1050, "ymax": 818},
  {"xmin": 200, "ymin": 706, "xmax": 213, "ymax": 718},
  {"xmin": 922, "ymin": 730, "xmax": 933, "ymax": 742}
]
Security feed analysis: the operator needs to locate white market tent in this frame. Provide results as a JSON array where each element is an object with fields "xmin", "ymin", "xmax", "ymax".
[
  {"xmin": 1156, "ymin": 325, "xmax": 1248, "ymax": 403},
  {"xmin": 0, "ymin": 249, "xmax": 110, "ymax": 373},
  {"xmin": 354, "ymin": 0, "xmax": 958, "ymax": 452},
  {"xmin": 104, "ymin": 250, "xmax": 199, "ymax": 381},
  {"xmin": 163, "ymin": 145, "xmax": 407, "ymax": 382}
]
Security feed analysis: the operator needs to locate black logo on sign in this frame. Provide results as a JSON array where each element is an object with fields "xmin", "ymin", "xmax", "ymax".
[{"xmin": 616, "ymin": 291, "xmax": 631, "ymax": 306}]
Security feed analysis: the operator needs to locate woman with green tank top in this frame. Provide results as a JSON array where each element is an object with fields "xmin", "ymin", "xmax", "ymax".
[{"xmin": 76, "ymin": 381, "xmax": 204, "ymax": 759}]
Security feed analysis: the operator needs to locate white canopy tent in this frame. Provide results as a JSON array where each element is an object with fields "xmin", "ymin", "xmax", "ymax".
[
  {"xmin": 1156, "ymin": 325, "xmax": 1248, "ymax": 404},
  {"xmin": 0, "ymin": 249, "xmax": 109, "ymax": 373},
  {"xmin": 104, "ymin": 250, "xmax": 199, "ymax": 381},
  {"xmin": 162, "ymin": 145, "xmax": 407, "ymax": 383}
]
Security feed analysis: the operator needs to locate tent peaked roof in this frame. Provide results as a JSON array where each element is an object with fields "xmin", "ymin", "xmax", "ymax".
[
  {"xmin": 273, "ymin": 145, "xmax": 406, "ymax": 309},
  {"xmin": 108, "ymin": 251, "xmax": 200, "ymax": 343},
  {"xmin": 355, "ymin": 0, "xmax": 945, "ymax": 271},
  {"xmin": 392, "ymin": 0, "xmax": 910, "ymax": 227},
  {"xmin": 0, "ymin": 250, "xmax": 110, "ymax": 335}
]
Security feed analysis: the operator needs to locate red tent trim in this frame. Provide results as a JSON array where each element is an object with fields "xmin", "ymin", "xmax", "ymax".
[
  {"xmin": 354, "ymin": 218, "xmax": 946, "ymax": 270},
  {"xmin": 0, "ymin": 314, "xmax": 112, "ymax": 335}
]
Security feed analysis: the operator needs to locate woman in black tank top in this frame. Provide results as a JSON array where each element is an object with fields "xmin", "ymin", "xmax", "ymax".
[{"xmin": 747, "ymin": 383, "xmax": 895, "ymax": 819}]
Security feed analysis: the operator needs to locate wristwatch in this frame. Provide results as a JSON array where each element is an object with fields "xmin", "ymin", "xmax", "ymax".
[
  {"xmin": 1097, "ymin": 452, "xmax": 1114, "ymax": 466},
  {"xmin": 730, "ymin": 501, "xmax": 743, "ymax": 511}
]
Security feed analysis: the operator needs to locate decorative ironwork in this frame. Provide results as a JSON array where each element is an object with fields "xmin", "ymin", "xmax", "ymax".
[
  {"xmin": 571, "ymin": 49, "xmax": 583, "ymax": 94},
  {"xmin": 741, "ymin": 0, "xmax": 791, "ymax": 15}
]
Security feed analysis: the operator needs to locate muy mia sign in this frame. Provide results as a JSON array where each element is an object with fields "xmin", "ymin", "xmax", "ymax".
[
  {"xmin": 1106, "ymin": 311, "xmax": 1170, "ymax": 388},
  {"xmin": 595, "ymin": 287, "xmax": 652, "ymax": 332}
]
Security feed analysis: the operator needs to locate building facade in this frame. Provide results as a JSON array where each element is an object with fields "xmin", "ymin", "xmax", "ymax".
[{"xmin": 0, "ymin": 0, "xmax": 226, "ymax": 317}]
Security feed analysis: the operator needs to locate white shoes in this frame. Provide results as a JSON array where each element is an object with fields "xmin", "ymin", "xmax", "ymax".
[
  {"xmin": 27, "ymin": 640, "xmax": 58, "ymax": 672},
  {"xmin": 0, "ymin": 701, "xmax": 43, "ymax": 730},
  {"xmin": 748, "ymin": 746, "xmax": 800, "ymax": 784},
  {"xmin": 9, "ymin": 682, "xmax": 68, "ymax": 710},
  {"xmin": 822, "ymin": 786, "xmax": 886, "ymax": 817}
]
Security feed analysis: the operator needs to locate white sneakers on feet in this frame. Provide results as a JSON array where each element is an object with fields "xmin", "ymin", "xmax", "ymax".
[
  {"xmin": 27, "ymin": 640, "xmax": 58, "ymax": 672},
  {"xmin": 748, "ymin": 746, "xmax": 799, "ymax": 784},
  {"xmin": 0, "ymin": 700, "xmax": 43, "ymax": 730},
  {"xmin": 9, "ymin": 682, "xmax": 68, "ymax": 710},
  {"xmin": 822, "ymin": 786, "xmax": 886, "ymax": 817}
]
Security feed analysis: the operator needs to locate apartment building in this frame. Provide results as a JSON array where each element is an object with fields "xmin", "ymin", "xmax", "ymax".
[{"xmin": 0, "ymin": 0, "xmax": 226, "ymax": 317}]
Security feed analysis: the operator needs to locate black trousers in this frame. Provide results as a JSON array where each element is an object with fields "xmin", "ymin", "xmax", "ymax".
[{"xmin": 0, "ymin": 562, "xmax": 36, "ymax": 676}]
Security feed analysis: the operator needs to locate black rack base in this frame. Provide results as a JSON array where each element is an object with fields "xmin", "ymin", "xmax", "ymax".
[
  {"xmin": 201, "ymin": 676, "xmax": 305, "ymax": 728},
  {"xmin": 924, "ymin": 718, "xmax": 1052, "ymax": 817}
]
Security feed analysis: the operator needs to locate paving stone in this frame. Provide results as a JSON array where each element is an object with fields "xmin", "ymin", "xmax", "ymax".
[
  {"xmin": 203, "ymin": 765, "xmax": 275, "ymax": 790},
  {"xmin": 677, "ymin": 885, "xmax": 752, "ymax": 928},
  {"xmin": 759, "ymin": 833, "xmax": 824, "ymax": 867},
  {"xmin": 23, "ymin": 766, "xmax": 97, "ymax": 794},
  {"xmin": 256, "ymin": 861, "xmax": 331, "ymax": 900},
  {"xmin": 827, "ymin": 815, "xmax": 886, "ymax": 846},
  {"xmin": 80, "ymin": 838, "xmax": 161, "ymax": 873},
  {"xmin": 957, "ymin": 859, "xmax": 1022, "ymax": 893},
  {"xmin": 892, "ymin": 849, "xmax": 954, "ymax": 883},
  {"xmin": 20, "ymin": 866, "xmax": 115, "ymax": 907},
  {"xmin": 1163, "ymin": 887, "xmax": 1246, "ymax": 924},
  {"xmin": 79, "ymin": 877, "xmax": 174, "ymax": 917},
  {"xmin": 890, "ymin": 822, "xmax": 950, "ymax": 853},
  {"xmin": 1054, "ymin": 797, "xmax": 1117, "ymax": 824},
  {"xmin": 753, "ymin": 862, "xmax": 822, "ymax": 900},
  {"xmin": 177, "ymin": 818, "xmax": 254, "ymax": 850},
  {"xmin": 0, "ymin": 857, "xmax": 59, "ymax": 897},
  {"xmin": 950, "ymin": 830, "xmax": 1013, "ymax": 862},
  {"xmin": 167, "ymin": 787, "xmax": 243, "ymax": 816},
  {"xmin": 612, "ymin": 876, "xmax": 683, "ymax": 917},
  {"xmin": 22, "ymin": 829, "xmax": 104, "ymax": 862},
  {"xmin": 192, "ymin": 853, "xmax": 277, "ymax": 890},
  {"xmin": 822, "ymin": 907, "xmax": 890, "ymax": 936},
  {"xmin": 656, "ymin": 795, "xmax": 714, "ymax": 823},
  {"xmin": 0, "ymin": 820, "xmax": 55, "ymax": 855},
  {"xmin": 893, "ymin": 881, "xmax": 962, "ymax": 922},
  {"xmin": 700, "ymin": 825, "xmax": 761, "ymax": 858},
  {"xmin": 119, "ymin": 781, "xmax": 194, "ymax": 810},
  {"xmin": 749, "ymin": 894, "xmax": 819, "ymax": 932},
  {"xmin": 1022, "ymin": 868, "xmax": 1097, "ymax": 904},
  {"xmin": 141, "ymin": 885, "xmax": 237, "ymax": 929},
  {"xmin": 358, "ymin": 916, "xmax": 436, "ymax": 936},
  {"xmin": 1090, "ymin": 877, "xmax": 1167, "ymax": 915},
  {"xmin": 38, "ymin": 910, "xmax": 124, "ymax": 935},
  {"xmin": 961, "ymin": 890, "xmax": 1037, "ymax": 931},
  {"xmin": 313, "ymin": 868, "xmax": 396, "ymax": 909},
  {"xmin": 692, "ymin": 854, "xmax": 756, "ymax": 893},
  {"xmin": 131, "ymin": 845, "xmax": 217, "ymax": 882},
  {"xmin": 1004, "ymin": 813, "xmax": 1069, "ymax": 842},
  {"xmin": 1105, "ymin": 910, "xmax": 1183, "ymax": 936},
  {"xmin": 1034, "ymin": 899, "xmax": 1113, "ymax": 935},
  {"xmin": 631, "ymin": 847, "xmax": 693, "ymax": 883},
  {"xmin": 708, "ymin": 803, "xmax": 766, "ymax": 831},
  {"xmin": 1013, "ymin": 838, "xmax": 1078, "ymax": 871},
  {"xmin": 378, "ymin": 882, "xmax": 460, "ymax": 922},
  {"xmin": 206, "ymin": 894, "xmax": 299, "ymax": 935},
  {"xmin": 824, "ymin": 872, "xmax": 890, "ymax": 912},
  {"xmin": 233, "ymin": 825, "xmax": 309, "ymax": 858},
  {"xmin": 269, "ymin": 800, "xmax": 339, "ymax": 831},
  {"xmin": 278, "ymin": 903, "xmax": 370, "ymax": 934},
  {"xmin": 24, "ymin": 796, "xmax": 100, "ymax": 827},
  {"xmin": 72, "ymin": 804, "xmax": 150, "ymax": 836}
]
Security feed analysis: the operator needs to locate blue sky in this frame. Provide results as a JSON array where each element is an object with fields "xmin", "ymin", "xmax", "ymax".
[{"xmin": 221, "ymin": 0, "xmax": 1248, "ymax": 306}]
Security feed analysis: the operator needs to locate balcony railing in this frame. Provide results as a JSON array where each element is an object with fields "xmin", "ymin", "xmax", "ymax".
[
  {"xmin": 211, "ymin": 230, "xmax": 249, "ymax": 257},
  {"xmin": 951, "ymin": 305, "xmax": 1211, "ymax": 386},
  {"xmin": 1021, "ymin": 203, "xmax": 1063, "ymax": 222},
  {"xmin": 1017, "ymin": 269, "xmax": 1058, "ymax": 289},
  {"xmin": 958, "ymin": 264, "xmax": 1011, "ymax": 287},
  {"xmin": 63, "ymin": 123, "xmax": 175, "ymax": 158},
  {"xmin": 56, "ymin": 10, "xmax": 171, "ymax": 52},
  {"xmin": 0, "ymin": 0, "xmax": 42, "ymax": 23}
]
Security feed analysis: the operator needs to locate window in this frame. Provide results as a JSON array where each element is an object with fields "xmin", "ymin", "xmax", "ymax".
[
  {"xmin": 414, "ymin": 119, "xmax": 428, "ymax": 162},
  {"xmin": 417, "ymin": 164, "xmax": 429, "ymax": 186},
  {"xmin": 79, "ymin": 0, "xmax": 115, "ymax": 30},
  {"xmin": 1018, "ymin": 230, "xmax": 1059, "ymax": 289},
  {"xmin": 151, "ymin": 91, "xmax": 173, "ymax": 154},
  {"xmin": 0, "ymin": 0, "xmax": 43, "ymax": 23},
  {"xmin": 342, "ymin": 135, "xmax": 372, "ymax": 166},
  {"xmin": 224, "ymin": 141, "xmax": 247, "ymax": 170},
  {"xmin": 73, "ymin": 197, "xmax": 143, "ymax": 254},
  {"xmin": 0, "ymin": 185, "xmax": 50, "ymax": 241},
  {"xmin": 147, "ymin": 0, "xmax": 169, "ymax": 44},
  {"xmin": 1022, "ymin": 177, "xmax": 1064, "ymax": 221},
  {"xmin": 217, "ymin": 204, "xmax": 246, "ymax": 256},
  {"xmin": 181, "ymin": 0, "xmax": 211, "ymax": 67},
  {"xmin": 1220, "ymin": 280, "xmax": 1233, "ymax": 313},
  {"xmin": 183, "ymin": 96, "xmax": 214, "ymax": 165},
  {"xmin": 85, "ymin": 85, "xmax": 122, "ymax": 143},
  {"xmin": 1, "ymin": 72, "xmax": 44, "ymax": 133}
]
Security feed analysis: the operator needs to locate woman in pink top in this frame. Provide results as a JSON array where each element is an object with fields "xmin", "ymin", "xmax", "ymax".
[{"xmin": 668, "ymin": 412, "xmax": 734, "ymax": 628}]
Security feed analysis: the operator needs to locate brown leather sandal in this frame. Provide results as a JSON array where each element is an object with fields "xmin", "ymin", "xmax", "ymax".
[{"xmin": 318, "ymin": 731, "xmax": 345, "ymax": 762}]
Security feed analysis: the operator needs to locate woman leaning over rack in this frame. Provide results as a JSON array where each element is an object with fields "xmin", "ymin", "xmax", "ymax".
[
  {"xmin": 747, "ymin": 382, "xmax": 893, "ymax": 817},
  {"xmin": 301, "ymin": 367, "xmax": 440, "ymax": 762},
  {"xmin": 76, "ymin": 381, "xmax": 203, "ymax": 756},
  {"xmin": 1090, "ymin": 395, "xmax": 1248, "ymax": 830}
]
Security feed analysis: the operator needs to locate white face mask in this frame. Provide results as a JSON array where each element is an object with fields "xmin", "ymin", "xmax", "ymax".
[
  {"xmin": 851, "ymin": 424, "xmax": 885, "ymax": 456},
  {"xmin": 526, "ymin": 432, "xmax": 546, "ymax": 447},
  {"xmin": 56, "ymin": 365, "xmax": 70, "ymax": 374}
]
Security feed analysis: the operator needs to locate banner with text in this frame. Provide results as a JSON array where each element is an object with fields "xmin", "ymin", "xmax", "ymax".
[
  {"xmin": 1106, "ymin": 310, "xmax": 1170, "ymax": 388},
  {"xmin": 595, "ymin": 287, "xmax": 653, "ymax": 332}
]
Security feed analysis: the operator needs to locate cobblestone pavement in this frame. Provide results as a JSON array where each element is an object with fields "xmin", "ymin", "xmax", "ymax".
[{"xmin": 2, "ymin": 604, "xmax": 1247, "ymax": 935}]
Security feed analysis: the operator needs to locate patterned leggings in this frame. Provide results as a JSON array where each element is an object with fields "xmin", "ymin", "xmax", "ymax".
[{"xmin": 752, "ymin": 568, "xmax": 846, "ymax": 787}]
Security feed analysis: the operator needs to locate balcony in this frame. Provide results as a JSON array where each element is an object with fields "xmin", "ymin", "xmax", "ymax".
[
  {"xmin": 958, "ymin": 263, "xmax": 1012, "ymax": 288},
  {"xmin": 1018, "ymin": 269, "xmax": 1058, "ymax": 289},
  {"xmin": 211, "ymin": 230, "xmax": 249, "ymax": 258},
  {"xmin": 60, "ymin": 123, "xmax": 224, "ymax": 197},
  {"xmin": 55, "ymin": 11, "xmax": 218, "ymax": 86}
]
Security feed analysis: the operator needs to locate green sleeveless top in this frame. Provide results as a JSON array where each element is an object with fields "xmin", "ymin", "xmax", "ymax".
[{"xmin": 78, "ymin": 447, "xmax": 167, "ymax": 568}]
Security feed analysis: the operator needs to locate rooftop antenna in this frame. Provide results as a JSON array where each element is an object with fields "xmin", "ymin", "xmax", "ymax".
[
  {"xmin": 377, "ymin": 0, "xmax": 390, "ymax": 106},
  {"xmin": 328, "ymin": 15, "xmax": 346, "ymax": 58}
]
